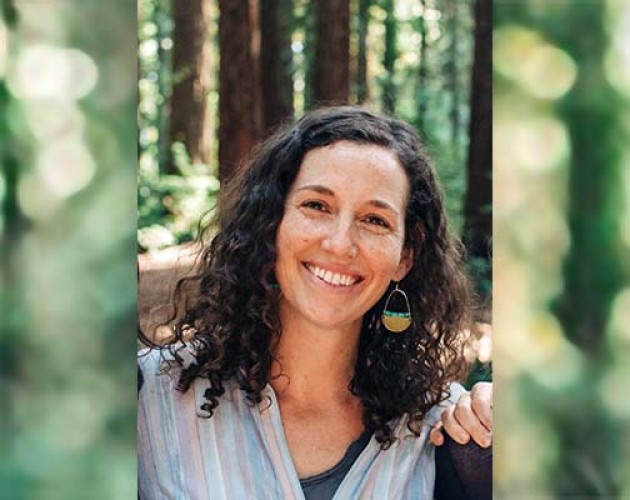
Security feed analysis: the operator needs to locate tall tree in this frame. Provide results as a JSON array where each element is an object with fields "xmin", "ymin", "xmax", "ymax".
[
  {"xmin": 169, "ymin": 0, "xmax": 212, "ymax": 173},
  {"xmin": 415, "ymin": 0, "xmax": 429, "ymax": 135},
  {"xmin": 444, "ymin": 0, "xmax": 461, "ymax": 161},
  {"xmin": 311, "ymin": 0, "xmax": 350, "ymax": 105},
  {"xmin": 381, "ymin": 0, "xmax": 397, "ymax": 113},
  {"xmin": 260, "ymin": 0, "xmax": 294, "ymax": 135},
  {"xmin": 462, "ymin": 0, "xmax": 491, "ymax": 267},
  {"xmin": 356, "ymin": 0, "xmax": 370, "ymax": 104},
  {"xmin": 155, "ymin": 0, "xmax": 171, "ymax": 172},
  {"xmin": 218, "ymin": 0, "xmax": 262, "ymax": 183}
]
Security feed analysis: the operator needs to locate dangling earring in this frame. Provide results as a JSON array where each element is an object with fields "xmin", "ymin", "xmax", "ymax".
[{"xmin": 381, "ymin": 282, "xmax": 412, "ymax": 333}]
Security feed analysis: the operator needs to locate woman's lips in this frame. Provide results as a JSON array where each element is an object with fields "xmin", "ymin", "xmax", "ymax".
[{"xmin": 303, "ymin": 262, "xmax": 362, "ymax": 287}]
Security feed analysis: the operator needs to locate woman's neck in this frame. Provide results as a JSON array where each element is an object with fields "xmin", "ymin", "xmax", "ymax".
[{"xmin": 270, "ymin": 308, "xmax": 362, "ymax": 407}]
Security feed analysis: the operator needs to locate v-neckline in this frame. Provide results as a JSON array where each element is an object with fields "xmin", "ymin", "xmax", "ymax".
[{"xmin": 258, "ymin": 384, "xmax": 380, "ymax": 500}]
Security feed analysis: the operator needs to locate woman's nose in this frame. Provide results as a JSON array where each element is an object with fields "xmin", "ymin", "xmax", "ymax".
[{"xmin": 321, "ymin": 218, "xmax": 358, "ymax": 259}]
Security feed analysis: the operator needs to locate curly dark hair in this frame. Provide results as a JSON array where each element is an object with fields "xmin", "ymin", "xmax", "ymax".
[{"xmin": 154, "ymin": 106, "xmax": 473, "ymax": 449}]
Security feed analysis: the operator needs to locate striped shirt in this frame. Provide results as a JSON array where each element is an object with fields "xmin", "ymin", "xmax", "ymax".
[{"xmin": 138, "ymin": 348, "xmax": 464, "ymax": 500}]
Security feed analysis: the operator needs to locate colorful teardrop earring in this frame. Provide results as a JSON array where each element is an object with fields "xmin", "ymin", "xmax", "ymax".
[{"xmin": 381, "ymin": 282, "xmax": 412, "ymax": 333}]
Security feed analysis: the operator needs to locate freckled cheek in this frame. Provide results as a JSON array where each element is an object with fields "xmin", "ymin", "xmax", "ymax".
[{"xmin": 361, "ymin": 239, "xmax": 405, "ymax": 274}]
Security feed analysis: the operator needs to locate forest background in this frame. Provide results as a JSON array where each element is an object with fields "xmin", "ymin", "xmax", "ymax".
[
  {"xmin": 136, "ymin": 0, "xmax": 493, "ymax": 380},
  {"xmin": 137, "ymin": 0, "xmax": 491, "ymax": 279},
  {"xmin": 1, "ymin": 0, "xmax": 629, "ymax": 498}
]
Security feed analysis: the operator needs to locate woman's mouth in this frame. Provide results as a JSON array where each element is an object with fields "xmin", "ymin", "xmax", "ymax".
[{"xmin": 304, "ymin": 263, "xmax": 362, "ymax": 287}]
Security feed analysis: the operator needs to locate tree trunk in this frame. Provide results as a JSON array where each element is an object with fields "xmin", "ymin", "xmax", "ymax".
[
  {"xmin": 169, "ymin": 0, "xmax": 212, "ymax": 173},
  {"xmin": 156, "ymin": 0, "xmax": 171, "ymax": 173},
  {"xmin": 381, "ymin": 0, "xmax": 397, "ymax": 113},
  {"xmin": 462, "ymin": 0, "xmax": 491, "ymax": 265},
  {"xmin": 218, "ymin": 0, "xmax": 262, "ymax": 184},
  {"xmin": 416, "ymin": 0, "xmax": 429, "ymax": 135},
  {"xmin": 356, "ymin": 0, "xmax": 370, "ymax": 104},
  {"xmin": 444, "ymin": 0, "xmax": 461, "ymax": 160},
  {"xmin": 260, "ymin": 0, "xmax": 294, "ymax": 135},
  {"xmin": 311, "ymin": 0, "xmax": 350, "ymax": 105}
]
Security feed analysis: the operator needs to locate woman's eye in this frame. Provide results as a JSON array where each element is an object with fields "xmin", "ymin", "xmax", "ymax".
[
  {"xmin": 301, "ymin": 200, "xmax": 329, "ymax": 212},
  {"xmin": 365, "ymin": 215, "xmax": 390, "ymax": 228}
]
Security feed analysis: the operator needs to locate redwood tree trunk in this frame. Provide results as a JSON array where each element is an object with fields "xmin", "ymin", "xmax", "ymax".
[
  {"xmin": 219, "ymin": 0, "xmax": 262, "ymax": 184},
  {"xmin": 381, "ymin": 0, "xmax": 397, "ymax": 113},
  {"xmin": 444, "ymin": 0, "xmax": 461, "ymax": 159},
  {"xmin": 463, "ymin": 0, "xmax": 492, "ymax": 263},
  {"xmin": 356, "ymin": 0, "xmax": 370, "ymax": 104},
  {"xmin": 260, "ymin": 0, "xmax": 294, "ymax": 135},
  {"xmin": 311, "ymin": 0, "xmax": 350, "ymax": 105},
  {"xmin": 169, "ymin": 0, "xmax": 212, "ymax": 174},
  {"xmin": 416, "ymin": 0, "xmax": 429, "ymax": 135}
]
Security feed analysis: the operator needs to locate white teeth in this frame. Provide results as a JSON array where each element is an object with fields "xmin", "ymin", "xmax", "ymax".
[{"xmin": 306, "ymin": 264, "xmax": 357, "ymax": 287}]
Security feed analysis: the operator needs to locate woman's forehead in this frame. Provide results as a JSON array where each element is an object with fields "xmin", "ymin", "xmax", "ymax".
[{"xmin": 294, "ymin": 142, "xmax": 407, "ymax": 193}]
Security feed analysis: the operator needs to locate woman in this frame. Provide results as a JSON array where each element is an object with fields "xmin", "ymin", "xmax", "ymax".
[{"xmin": 139, "ymin": 107, "xmax": 492, "ymax": 499}]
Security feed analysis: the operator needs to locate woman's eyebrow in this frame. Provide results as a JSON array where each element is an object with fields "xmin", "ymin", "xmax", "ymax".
[
  {"xmin": 367, "ymin": 199, "xmax": 400, "ymax": 217},
  {"xmin": 294, "ymin": 184, "xmax": 334, "ymax": 196},
  {"xmin": 295, "ymin": 185, "xmax": 400, "ymax": 216}
]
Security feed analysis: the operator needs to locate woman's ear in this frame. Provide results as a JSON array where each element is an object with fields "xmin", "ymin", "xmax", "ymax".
[{"xmin": 393, "ymin": 247, "xmax": 414, "ymax": 282}]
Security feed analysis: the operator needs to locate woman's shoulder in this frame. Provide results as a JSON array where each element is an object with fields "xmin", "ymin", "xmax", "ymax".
[
  {"xmin": 137, "ymin": 343, "xmax": 198, "ymax": 396},
  {"xmin": 138, "ymin": 342, "xmax": 198, "ymax": 375}
]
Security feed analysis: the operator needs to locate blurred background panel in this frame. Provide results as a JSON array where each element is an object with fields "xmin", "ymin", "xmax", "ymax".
[
  {"xmin": 494, "ymin": 0, "xmax": 630, "ymax": 497},
  {"xmin": 0, "ymin": 0, "xmax": 137, "ymax": 498},
  {"xmin": 137, "ymin": 0, "xmax": 493, "ymax": 379}
]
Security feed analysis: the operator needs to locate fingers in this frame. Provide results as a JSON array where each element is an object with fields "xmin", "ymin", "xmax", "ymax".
[
  {"xmin": 441, "ymin": 401, "xmax": 471, "ymax": 445},
  {"xmin": 455, "ymin": 392, "xmax": 491, "ymax": 447},
  {"xmin": 429, "ymin": 422, "xmax": 445, "ymax": 446},
  {"xmin": 470, "ymin": 382, "xmax": 493, "ymax": 431}
]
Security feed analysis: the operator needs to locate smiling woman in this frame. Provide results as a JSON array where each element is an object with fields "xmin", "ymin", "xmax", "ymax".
[
  {"xmin": 276, "ymin": 142, "xmax": 411, "ymax": 334},
  {"xmin": 138, "ymin": 107, "xmax": 492, "ymax": 499}
]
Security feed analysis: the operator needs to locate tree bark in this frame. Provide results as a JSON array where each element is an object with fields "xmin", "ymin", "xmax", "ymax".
[
  {"xmin": 260, "ymin": 0, "xmax": 294, "ymax": 135},
  {"xmin": 416, "ymin": 0, "xmax": 429, "ymax": 135},
  {"xmin": 356, "ymin": 0, "xmax": 370, "ymax": 104},
  {"xmin": 463, "ymin": 0, "xmax": 492, "ymax": 264},
  {"xmin": 219, "ymin": 0, "xmax": 262, "ymax": 184},
  {"xmin": 169, "ymin": 0, "xmax": 212, "ymax": 173},
  {"xmin": 311, "ymin": 0, "xmax": 350, "ymax": 105},
  {"xmin": 444, "ymin": 0, "xmax": 461, "ymax": 159},
  {"xmin": 381, "ymin": 0, "xmax": 397, "ymax": 113}
]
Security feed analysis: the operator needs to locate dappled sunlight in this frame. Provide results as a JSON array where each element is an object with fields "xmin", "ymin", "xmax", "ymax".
[{"xmin": 494, "ymin": 25, "xmax": 576, "ymax": 100}]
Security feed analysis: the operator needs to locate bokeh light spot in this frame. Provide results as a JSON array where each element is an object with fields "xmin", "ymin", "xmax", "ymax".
[
  {"xmin": 495, "ymin": 115, "xmax": 569, "ymax": 174},
  {"xmin": 8, "ymin": 44, "xmax": 98, "ymax": 101},
  {"xmin": 495, "ymin": 25, "xmax": 577, "ymax": 100},
  {"xmin": 37, "ymin": 136, "xmax": 96, "ymax": 197},
  {"xmin": 24, "ymin": 100, "xmax": 85, "ymax": 141}
]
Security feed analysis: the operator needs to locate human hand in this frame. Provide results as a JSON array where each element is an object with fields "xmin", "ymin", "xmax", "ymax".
[{"xmin": 430, "ymin": 382, "xmax": 493, "ymax": 448}]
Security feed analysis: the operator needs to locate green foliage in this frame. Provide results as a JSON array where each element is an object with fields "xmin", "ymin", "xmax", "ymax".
[
  {"xmin": 138, "ymin": 142, "xmax": 219, "ymax": 252},
  {"xmin": 138, "ymin": 0, "xmax": 477, "ymax": 245}
]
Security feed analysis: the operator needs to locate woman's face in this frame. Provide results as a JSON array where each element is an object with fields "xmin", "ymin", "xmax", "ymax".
[{"xmin": 275, "ymin": 141, "xmax": 413, "ymax": 332}]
